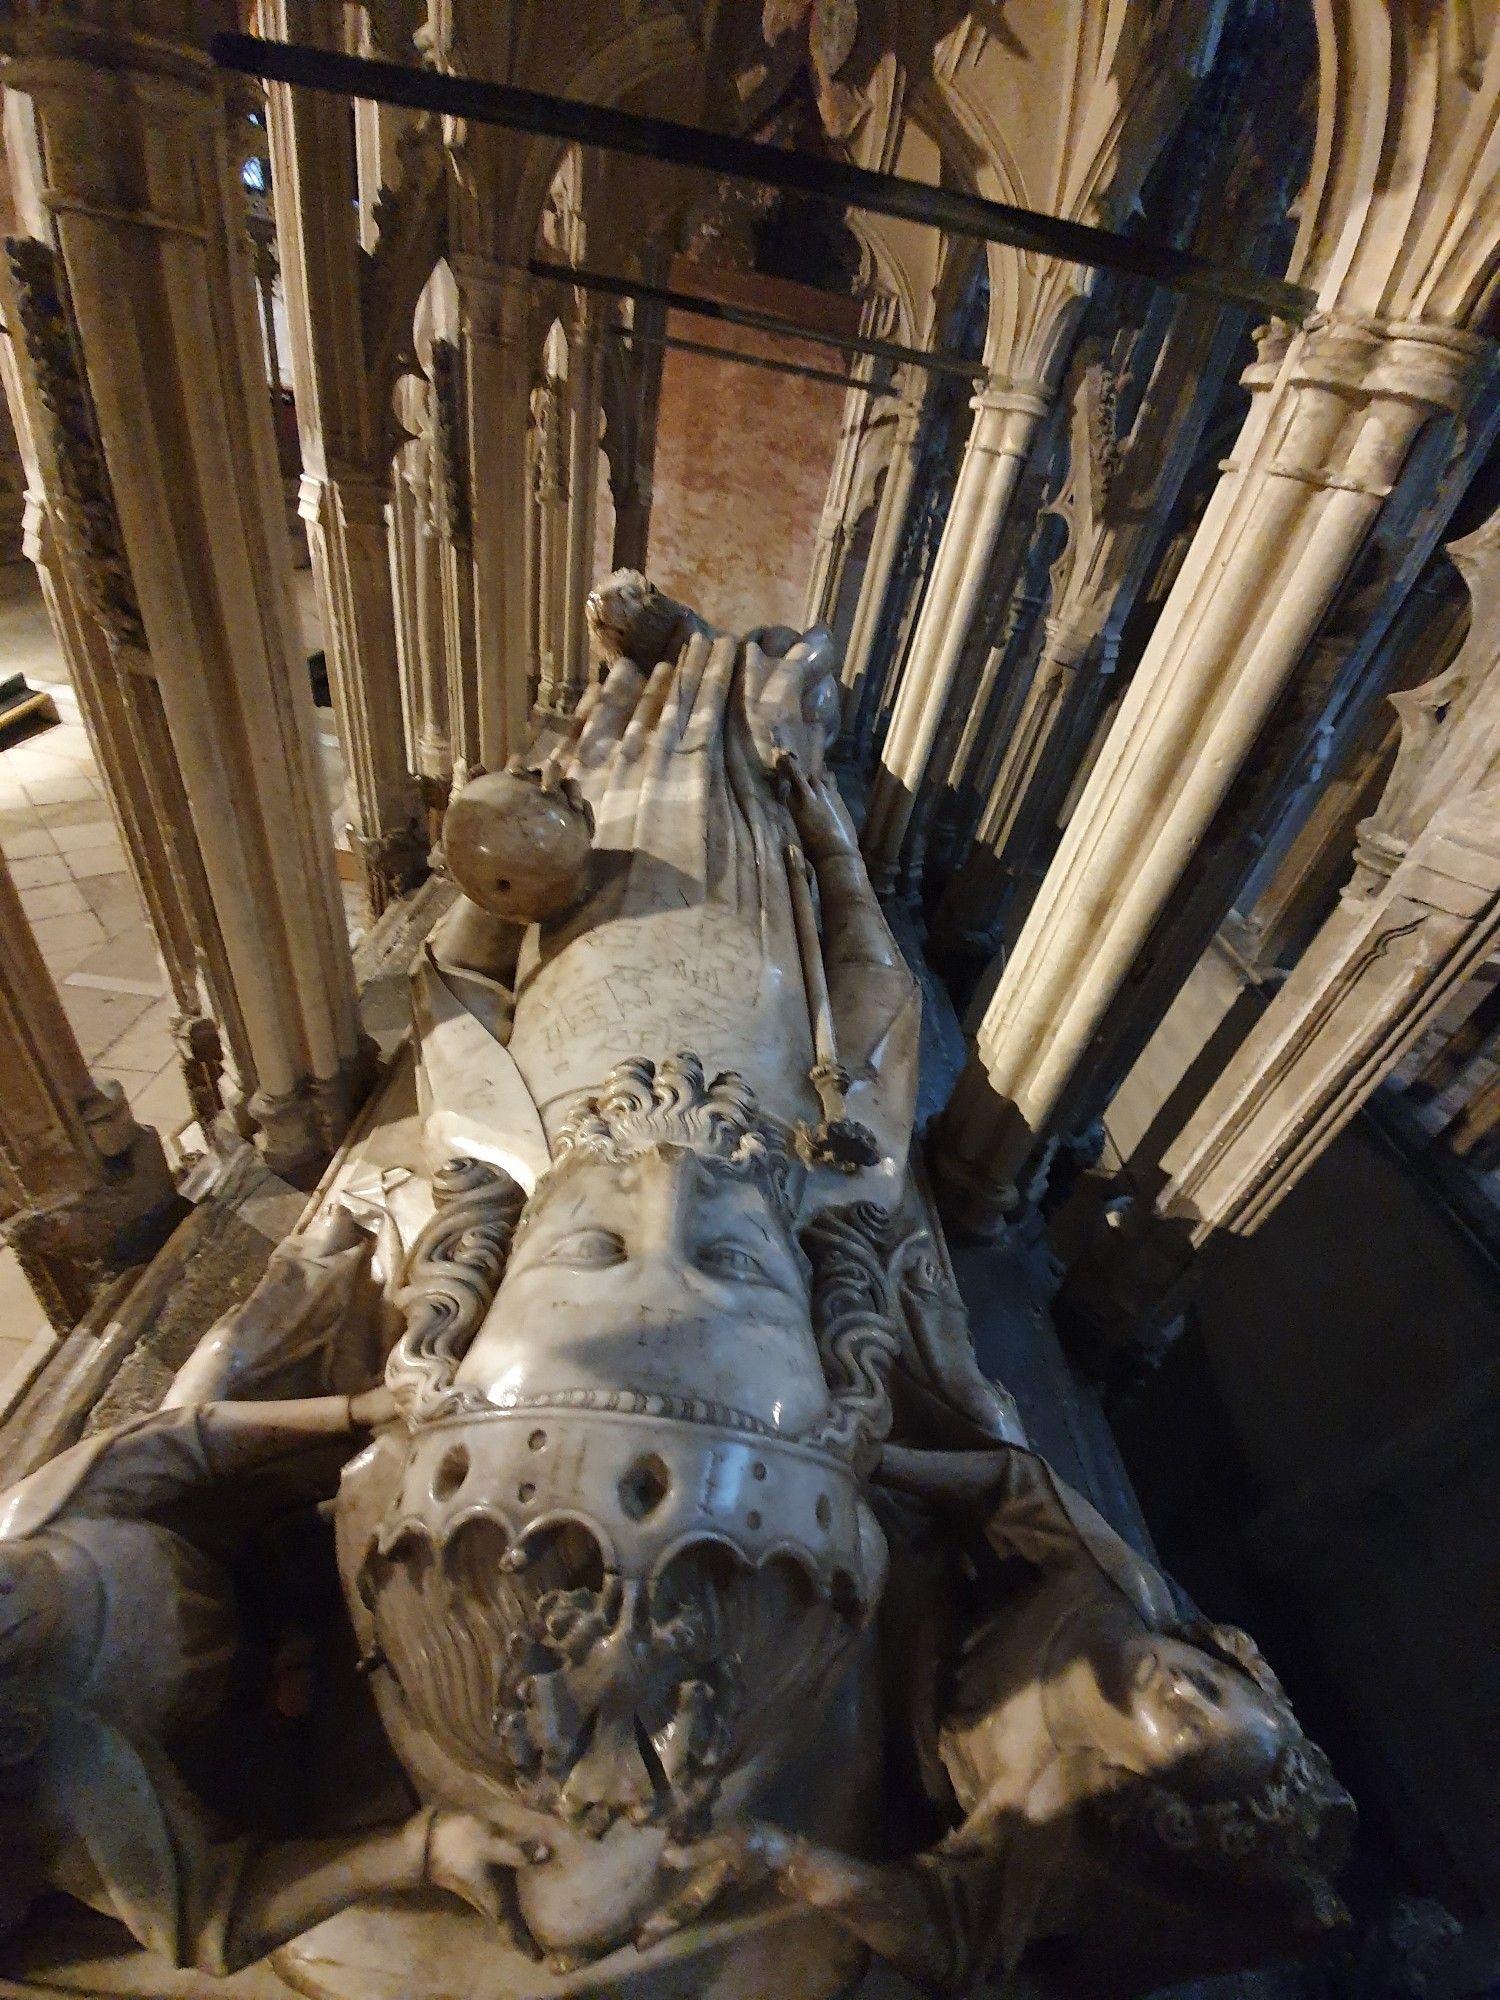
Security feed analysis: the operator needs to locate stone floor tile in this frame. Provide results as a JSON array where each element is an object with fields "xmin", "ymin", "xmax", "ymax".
[
  {"xmin": 68, "ymin": 925, "xmax": 165, "ymax": 990},
  {"xmin": 8, "ymin": 852, "xmax": 71, "ymax": 889},
  {"xmin": 5, "ymin": 749, "xmax": 74, "ymax": 787},
  {"xmin": 0, "ymin": 1242, "xmax": 51, "ymax": 1329},
  {"xmin": 0, "ymin": 814, "xmax": 51, "ymax": 852},
  {"xmin": 60, "ymin": 983, "xmax": 158, "ymax": 1063},
  {"xmin": 42, "ymin": 807, "xmax": 121, "ymax": 841},
  {"xmin": 68, "ymin": 848, "xmax": 132, "ymax": 881},
  {"xmin": 78, "ymin": 872, "xmax": 148, "ymax": 937},
  {"xmin": 0, "ymin": 1260, "xmax": 53, "ymax": 1416},
  {"xmin": 95, "ymin": 995, "xmax": 174, "ymax": 1070},
  {"xmin": 19, "ymin": 880, "xmax": 88, "ymax": 922},
  {"xmin": 42, "ymin": 942, "xmax": 101, "ymax": 981},
  {"xmin": 102, "ymin": 1062, "xmax": 163, "ymax": 1105},
  {"xmin": 128, "ymin": 1061, "xmax": 193, "ymax": 1138},
  {"xmin": 32, "ymin": 908, "xmax": 107, "ymax": 961},
  {"xmin": 23, "ymin": 771, "xmax": 101, "ymax": 807},
  {"xmin": 1, "ymin": 828, "xmax": 55, "ymax": 860}
]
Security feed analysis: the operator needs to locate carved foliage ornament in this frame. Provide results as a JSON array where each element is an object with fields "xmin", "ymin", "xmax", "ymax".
[
  {"xmin": 4, "ymin": 237, "xmax": 146, "ymax": 650},
  {"xmin": 428, "ymin": 336, "xmax": 471, "ymax": 550}
]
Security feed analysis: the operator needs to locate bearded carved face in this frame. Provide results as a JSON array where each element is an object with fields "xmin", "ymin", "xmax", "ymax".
[{"xmin": 337, "ymin": 1057, "xmax": 895, "ymax": 1960}]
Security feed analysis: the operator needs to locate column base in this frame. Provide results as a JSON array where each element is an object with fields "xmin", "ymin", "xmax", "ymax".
[
  {"xmin": 1050, "ymin": 1190, "xmax": 1196, "ymax": 1395},
  {"xmin": 356, "ymin": 822, "xmax": 431, "ymax": 919},
  {"xmin": 926, "ymin": 1146, "xmax": 1020, "ymax": 1243},
  {"xmin": 5, "ymin": 1123, "xmax": 181, "ymax": 1330},
  {"xmin": 248, "ymin": 1036, "xmax": 380, "ymax": 1184}
]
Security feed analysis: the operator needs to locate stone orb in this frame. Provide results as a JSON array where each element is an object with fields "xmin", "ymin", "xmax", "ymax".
[{"xmin": 443, "ymin": 765, "xmax": 593, "ymax": 923}]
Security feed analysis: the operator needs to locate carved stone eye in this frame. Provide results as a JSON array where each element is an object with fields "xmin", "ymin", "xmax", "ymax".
[
  {"xmin": 697, "ymin": 1242, "xmax": 766, "ymax": 1281},
  {"xmin": 546, "ymin": 1227, "xmax": 626, "ymax": 1268}
]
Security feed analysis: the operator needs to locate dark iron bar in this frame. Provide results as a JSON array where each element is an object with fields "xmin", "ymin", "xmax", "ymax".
[
  {"xmin": 535, "ymin": 258, "xmax": 984, "ymax": 381},
  {"xmin": 211, "ymin": 33, "xmax": 1315, "ymax": 322},
  {"xmin": 609, "ymin": 323, "xmax": 861, "ymax": 393}
]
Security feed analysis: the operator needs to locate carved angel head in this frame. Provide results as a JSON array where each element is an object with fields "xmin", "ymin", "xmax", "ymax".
[{"xmin": 1082, "ymin": 1619, "xmax": 1355, "ymax": 1936}]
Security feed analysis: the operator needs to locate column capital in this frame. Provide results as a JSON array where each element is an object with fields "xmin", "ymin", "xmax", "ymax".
[
  {"xmin": 300, "ymin": 467, "xmax": 391, "ymax": 532},
  {"xmin": 968, "ymin": 378, "xmax": 1053, "ymax": 461},
  {"xmin": 971, "ymin": 377, "xmax": 1052, "ymax": 420},
  {"xmin": 1289, "ymin": 312, "xmax": 1483, "ymax": 414},
  {"xmin": 449, "ymin": 253, "xmax": 529, "ymax": 343},
  {"xmin": 1039, "ymin": 616, "xmax": 1096, "ymax": 669}
]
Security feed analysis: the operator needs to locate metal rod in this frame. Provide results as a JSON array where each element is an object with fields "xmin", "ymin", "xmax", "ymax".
[
  {"xmin": 535, "ymin": 257, "xmax": 982, "ymax": 381},
  {"xmin": 211, "ymin": 34, "xmax": 1315, "ymax": 321},
  {"xmin": 610, "ymin": 324, "xmax": 860, "ymax": 392}
]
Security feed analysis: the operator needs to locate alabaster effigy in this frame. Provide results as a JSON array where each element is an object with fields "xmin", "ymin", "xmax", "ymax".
[{"xmin": 0, "ymin": 577, "xmax": 1352, "ymax": 2000}]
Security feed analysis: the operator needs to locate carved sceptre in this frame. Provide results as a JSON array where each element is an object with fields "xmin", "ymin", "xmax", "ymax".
[{"xmin": 783, "ymin": 824, "xmax": 880, "ymax": 1171}]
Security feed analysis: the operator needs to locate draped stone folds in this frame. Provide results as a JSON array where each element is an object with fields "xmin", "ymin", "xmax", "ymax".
[{"xmin": 0, "ymin": 0, "xmax": 373, "ymax": 1180}]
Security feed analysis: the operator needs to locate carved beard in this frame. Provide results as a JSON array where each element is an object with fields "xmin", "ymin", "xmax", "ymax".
[{"xmin": 362, "ymin": 1514, "xmax": 855, "ymax": 1837}]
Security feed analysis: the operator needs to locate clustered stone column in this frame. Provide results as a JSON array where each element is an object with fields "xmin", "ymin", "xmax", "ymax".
[
  {"xmin": 0, "ymin": 0, "xmax": 373, "ymax": 1181},
  {"xmin": 531, "ymin": 352, "xmax": 571, "ymax": 712},
  {"xmin": 553, "ymin": 288, "xmax": 607, "ymax": 714},
  {"xmin": 803, "ymin": 301, "xmax": 897, "ymax": 631},
  {"xmin": 861, "ymin": 377, "xmax": 1054, "ymax": 889},
  {"xmin": 0, "ymin": 233, "xmax": 240, "ymax": 1130},
  {"xmin": 0, "ymin": 844, "xmax": 176, "ymax": 1328},
  {"xmin": 262, "ymin": 0, "xmax": 426, "ymax": 914},
  {"xmin": 1156, "ymin": 502, "xmax": 1500, "ymax": 1242},
  {"xmin": 838, "ymin": 374, "xmax": 927, "ymax": 722},
  {"xmin": 606, "ymin": 286, "xmax": 667, "ymax": 575},
  {"xmin": 937, "ymin": 315, "xmax": 1482, "ymax": 1230},
  {"xmin": 455, "ymin": 253, "xmax": 534, "ymax": 767}
]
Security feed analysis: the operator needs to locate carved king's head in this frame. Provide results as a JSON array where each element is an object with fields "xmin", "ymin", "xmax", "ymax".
[{"xmin": 337, "ymin": 1057, "xmax": 896, "ymax": 1952}]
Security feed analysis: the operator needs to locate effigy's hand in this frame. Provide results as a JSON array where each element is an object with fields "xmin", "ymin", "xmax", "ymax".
[
  {"xmin": 420, "ymin": 1810, "xmax": 550, "ymax": 1953},
  {"xmin": 636, "ymin": 1823, "xmax": 796, "ymax": 1948},
  {"xmin": 779, "ymin": 756, "xmax": 857, "ymax": 866},
  {"xmin": 345, "ymin": 1384, "xmax": 398, "ymax": 1429},
  {"xmin": 744, "ymin": 629, "xmax": 839, "ymax": 780}
]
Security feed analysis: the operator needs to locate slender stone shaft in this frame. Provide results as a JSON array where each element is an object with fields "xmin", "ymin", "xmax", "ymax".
[
  {"xmin": 938, "ymin": 317, "xmax": 1480, "ymax": 1227},
  {"xmin": 1, "ymin": 5, "xmax": 373, "ymax": 1177},
  {"xmin": 862, "ymin": 379, "xmax": 1052, "ymax": 888}
]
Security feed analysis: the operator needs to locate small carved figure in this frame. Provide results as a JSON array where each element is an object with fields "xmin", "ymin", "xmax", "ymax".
[
  {"xmin": 584, "ymin": 567, "xmax": 715, "ymax": 672},
  {"xmin": 656, "ymin": 1443, "xmax": 1354, "ymax": 1994}
]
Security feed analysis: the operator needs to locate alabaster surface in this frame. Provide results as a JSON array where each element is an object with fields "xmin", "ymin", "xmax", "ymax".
[{"xmin": 0, "ymin": 578, "xmax": 1351, "ymax": 2000}]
